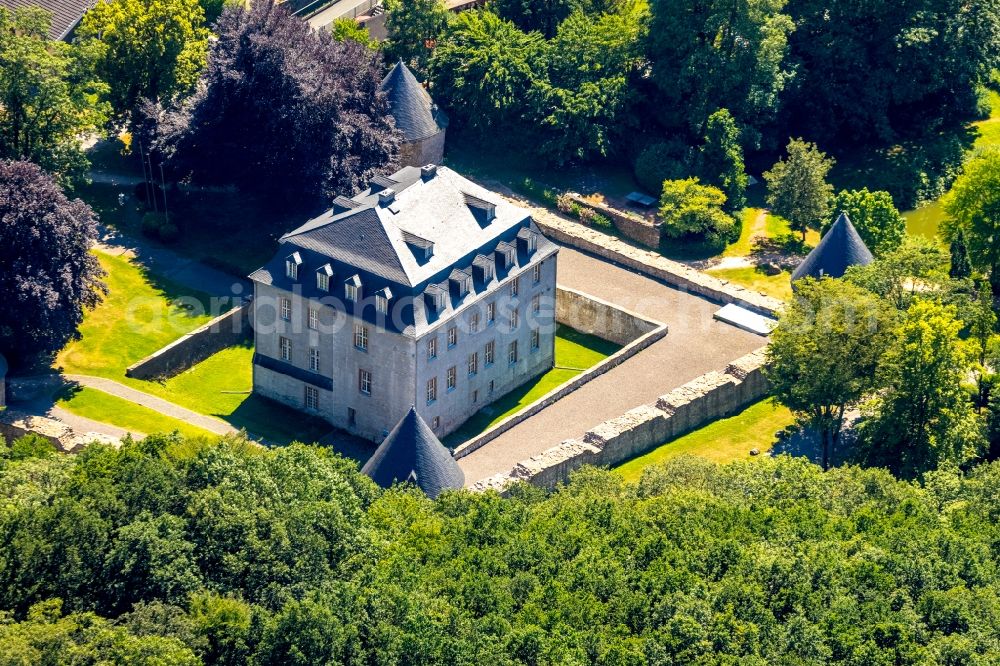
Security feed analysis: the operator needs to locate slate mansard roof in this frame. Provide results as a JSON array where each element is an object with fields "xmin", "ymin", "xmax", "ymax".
[
  {"xmin": 361, "ymin": 407, "xmax": 465, "ymax": 498},
  {"xmin": 380, "ymin": 60, "xmax": 449, "ymax": 143},
  {"xmin": 791, "ymin": 212, "xmax": 874, "ymax": 282},
  {"xmin": 0, "ymin": 0, "xmax": 94, "ymax": 40},
  {"xmin": 249, "ymin": 165, "xmax": 558, "ymax": 336}
]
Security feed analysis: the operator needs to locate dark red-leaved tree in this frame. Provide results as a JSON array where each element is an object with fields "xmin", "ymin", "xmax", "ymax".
[
  {"xmin": 0, "ymin": 160, "xmax": 105, "ymax": 365},
  {"xmin": 150, "ymin": 1, "xmax": 399, "ymax": 207}
]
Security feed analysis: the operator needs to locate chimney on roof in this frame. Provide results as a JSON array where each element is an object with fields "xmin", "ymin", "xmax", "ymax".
[
  {"xmin": 379, "ymin": 188, "xmax": 396, "ymax": 206},
  {"xmin": 421, "ymin": 164, "xmax": 437, "ymax": 181}
]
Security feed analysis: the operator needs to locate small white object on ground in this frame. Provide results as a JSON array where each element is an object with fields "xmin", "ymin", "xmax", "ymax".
[{"xmin": 713, "ymin": 304, "xmax": 776, "ymax": 336}]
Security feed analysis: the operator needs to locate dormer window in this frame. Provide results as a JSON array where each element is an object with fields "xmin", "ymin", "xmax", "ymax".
[
  {"xmin": 345, "ymin": 274, "xmax": 362, "ymax": 302},
  {"xmin": 375, "ymin": 287, "xmax": 392, "ymax": 315},
  {"xmin": 450, "ymin": 269, "xmax": 472, "ymax": 297},
  {"xmin": 464, "ymin": 192, "xmax": 496, "ymax": 225},
  {"xmin": 402, "ymin": 231, "xmax": 434, "ymax": 264},
  {"xmin": 473, "ymin": 254, "xmax": 494, "ymax": 283},
  {"xmin": 285, "ymin": 252, "xmax": 302, "ymax": 280},
  {"xmin": 518, "ymin": 226, "xmax": 538, "ymax": 254},
  {"xmin": 496, "ymin": 242, "xmax": 515, "ymax": 269},
  {"xmin": 316, "ymin": 264, "xmax": 333, "ymax": 291},
  {"xmin": 426, "ymin": 284, "xmax": 447, "ymax": 312}
]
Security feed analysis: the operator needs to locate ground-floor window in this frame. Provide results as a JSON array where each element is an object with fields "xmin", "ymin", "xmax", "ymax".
[
  {"xmin": 348, "ymin": 407, "xmax": 356, "ymax": 425},
  {"xmin": 359, "ymin": 369, "xmax": 372, "ymax": 395},
  {"xmin": 304, "ymin": 385, "xmax": 319, "ymax": 410}
]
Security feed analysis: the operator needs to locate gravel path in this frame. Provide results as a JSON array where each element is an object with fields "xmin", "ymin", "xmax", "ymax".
[
  {"xmin": 64, "ymin": 374, "xmax": 239, "ymax": 436},
  {"xmin": 457, "ymin": 246, "xmax": 767, "ymax": 485}
]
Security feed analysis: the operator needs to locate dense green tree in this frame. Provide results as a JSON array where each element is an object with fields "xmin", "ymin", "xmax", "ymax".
[
  {"xmin": 783, "ymin": 0, "xmax": 1000, "ymax": 145},
  {"xmin": 0, "ymin": 161, "xmax": 106, "ymax": 366},
  {"xmin": 78, "ymin": 0, "xmax": 210, "ymax": 121},
  {"xmin": 384, "ymin": 0, "xmax": 451, "ymax": 75},
  {"xmin": 858, "ymin": 301, "xmax": 984, "ymax": 478},
  {"xmin": 330, "ymin": 16, "xmax": 376, "ymax": 49},
  {"xmin": 943, "ymin": 149, "xmax": 1000, "ymax": 300},
  {"xmin": 658, "ymin": 177, "xmax": 735, "ymax": 246},
  {"xmin": 430, "ymin": 10, "xmax": 546, "ymax": 138},
  {"xmin": 697, "ymin": 108, "xmax": 748, "ymax": 212},
  {"xmin": 531, "ymin": 7, "xmax": 645, "ymax": 164},
  {"xmin": 766, "ymin": 278, "xmax": 895, "ymax": 469},
  {"xmin": 0, "ymin": 7, "xmax": 108, "ymax": 186},
  {"xmin": 950, "ymin": 228, "xmax": 974, "ymax": 281},
  {"xmin": 151, "ymin": 1, "xmax": 398, "ymax": 207},
  {"xmin": 645, "ymin": 0, "xmax": 793, "ymax": 138},
  {"xmin": 764, "ymin": 138, "xmax": 835, "ymax": 241},
  {"xmin": 844, "ymin": 237, "xmax": 951, "ymax": 311},
  {"xmin": 490, "ymin": 0, "xmax": 625, "ymax": 38},
  {"xmin": 828, "ymin": 188, "xmax": 906, "ymax": 255}
]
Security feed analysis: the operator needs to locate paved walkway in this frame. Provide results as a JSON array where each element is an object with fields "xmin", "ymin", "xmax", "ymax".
[
  {"xmin": 64, "ymin": 375, "xmax": 239, "ymax": 436},
  {"xmin": 457, "ymin": 246, "xmax": 767, "ymax": 485}
]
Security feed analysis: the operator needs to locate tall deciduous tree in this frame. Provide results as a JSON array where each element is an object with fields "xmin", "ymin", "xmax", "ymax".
[
  {"xmin": 828, "ymin": 188, "xmax": 905, "ymax": 256},
  {"xmin": 950, "ymin": 228, "xmax": 973, "ymax": 281},
  {"xmin": 491, "ymin": 0, "xmax": 625, "ymax": 38},
  {"xmin": 698, "ymin": 108, "xmax": 748, "ymax": 212},
  {"xmin": 658, "ymin": 177, "xmax": 735, "ymax": 246},
  {"xmin": 78, "ymin": 0, "xmax": 210, "ymax": 121},
  {"xmin": 859, "ymin": 301, "xmax": 984, "ymax": 479},
  {"xmin": 844, "ymin": 237, "xmax": 950, "ymax": 311},
  {"xmin": 0, "ymin": 7, "xmax": 109, "ymax": 186},
  {"xmin": 764, "ymin": 138, "xmax": 834, "ymax": 241},
  {"xmin": 429, "ymin": 11, "xmax": 546, "ymax": 138},
  {"xmin": 766, "ymin": 278, "xmax": 895, "ymax": 469},
  {"xmin": 383, "ymin": 0, "xmax": 450, "ymax": 75},
  {"xmin": 943, "ymin": 150, "xmax": 1000, "ymax": 300},
  {"xmin": 151, "ymin": 1, "xmax": 399, "ymax": 207},
  {"xmin": 645, "ymin": 0, "xmax": 793, "ymax": 138},
  {"xmin": 0, "ymin": 161, "xmax": 105, "ymax": 364}
]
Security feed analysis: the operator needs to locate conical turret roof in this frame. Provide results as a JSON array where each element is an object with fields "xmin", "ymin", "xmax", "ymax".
[
  {"xmin": 791, "ymin": 212, "xmax": 874, "ymax": 282},
  {"xmin": 361, "ymin": 406, "xmax": 464, "ymax": 498},
  {"xmin": 380, "ymin": 60, "xmax": 448, "ymax": 142}
]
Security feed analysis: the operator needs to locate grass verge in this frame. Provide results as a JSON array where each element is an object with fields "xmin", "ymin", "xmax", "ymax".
[
  {"xmin": 706, "ymin": 266, "xmax": 793, "ymax": 301},
  {"xmin": 57, "ymin": 386, "xmax": 214, "ymax": 440},
  {"xmin": 614, "ymin": 399, "xmax": 794, "ymax": 483}
]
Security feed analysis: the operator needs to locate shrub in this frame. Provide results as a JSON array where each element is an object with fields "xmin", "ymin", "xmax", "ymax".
[
  {"xmin": 141, "ymin": 212, "xmax": 166, "ymax": 238},
  {"xmin": 590, "ymin": 213, "xmax": 613, "ymax": 230},
  {"xmin": 974, "ymin": 86, "xmax": 993, "ymax": 120},
  {"xmin": 634, "ymin": 140, "xmax": 690, "ymax": 194},
  {"xmin": 158, "ymin": 223, "xmax": 180, "ymax": 243},
  {"xmin": 659, "ymin": 177, "xmax": 736, "ymax": 247}
]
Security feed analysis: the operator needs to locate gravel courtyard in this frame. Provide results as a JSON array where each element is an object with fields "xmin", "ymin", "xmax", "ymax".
[{"xmin": 457, "ymin": 246, "xmax": 768, "ymax": 485}]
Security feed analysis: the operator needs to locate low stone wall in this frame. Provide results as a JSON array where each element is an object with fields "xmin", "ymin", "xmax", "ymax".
[
  {"xmin": 472, "ymin": 347, "xmax": 770, "ymax": 492},
  {"xmin": 126, "ymin": 303, "xmax": 250, "ymax": 380},
  {"xmin": 535, "ymin": 215, "xmax": 783, "ymax": 317},
  {"xmin": 453, "ymin": 288, "xmax": 667, "ymax": 459},
  {"xmin": 557, "ymin": 286, "xmax": 660, "ymax": 346},
  {"xmin": 0, "ymin": 408, "xmax": 119, "ymax": 452},
  {"xmin": 567, "ymin": 194, "xmax": 661, "ymax": 249}
]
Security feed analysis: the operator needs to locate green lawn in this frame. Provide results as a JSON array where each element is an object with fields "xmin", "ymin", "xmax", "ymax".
[
  {"xmin": 57, "ymin": 250, "xmax": 329, "ymax": 444},
  {"xmin": 706, "ymin": 265, "xmax": 793, "ymax": 301},
  {"xmin": 56, "ymin": 386, "xmax": 214, "ymax": 440},
  {"xmin": 722, "ymin": 208, "xmax": 765, "ymax": 257},
  {"xmin": 614, "ymin": 399, "xmax": 795, "ymax": 483},
  {"xmin": 444, "ymin": 325, "xmax": 621, "ymax": 446}
]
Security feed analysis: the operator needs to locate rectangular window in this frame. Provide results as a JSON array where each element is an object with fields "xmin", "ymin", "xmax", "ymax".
[
  {"xmin": 286, "ymin": 261, "xmax": 298, "ymax": 280},
  {"xmin": 427, "ymin": 336, "xmax": 437, "ymax": 360},
  {"xmin": 485, "ymin": 340, "xmax": 495, "ymax": 365},
  {"xmin": 447, "ymin": 326, "xmax": 458, "ymax": 348},
  {"xmin": 533, "ymin": 263, "xmax": 541, "ymax": 283},
  {"xmin": 348, "ymin": 407, "xmax": 356, "ymax": 425},
  {"xmin": 510, "ymin": 276, "xmax": 519, "ymax": 297},
  {"xmin": 470, "ymin": 312, "xmax": 479, "ymax": 333},
  {"xmin": 280, "ymin": 297, "xmax": 291, "ymax": 321},
  {"xmin": 279, "ymin": 336, "xmax": 291, "ymax": 361},
  {"xmin": 354, "ymin": 324, "xmax": 368, "ymax": 351},
  {"xmin": 508, "ymin": 340, "xmax": 518, "ymax": 365},
  {"xmin": 308, "ymin": 307, "xmax": 319, "ymax": 330},
  {"xmin": 446, "ymin": 366, "xmax": 456, "ymax": 390},
  {"xmin": 304, "ymin": 385, "xmax": 319, "ymax": 410},
  {"xmin": 427, "ymin": 376, "xmax": 437, "ymax": 404},
  {"xmin": 358, "ymin": 369, "xmax": 372, "ymax": 395},
  {"xmin": 432, "ymin": 416, "xmax": 440, "ymax": 430},
  {"xmin": 317, "ymin": 272, "xmax": 329, "ymax": 291},
  {"xmin": 468, "ymin": 352, "xmax": 478, "ymax": 376},
  {"xmin": 531, "ymin": 328, "xmax": 540, "ymax": 351},
  {"xmin": 532, "ymin": 294, "xmax": 540, "ymax": 314},
  {"xmin": 487, "ymin": 302, "xmax": 495, "ymax": 325},
  {"xmin": 489, "ymin": 379, "xmax": 495, "ymax": 395},
  {"xmin": 309, "ymin": 347, "xmax": 320, "ymax": 372},
  {"xmin": 510, "ymin": 308, "xmax": 519, "ymax": 331},
  {"xmin": 472, "ymin": 390, "xmax": 479, "ymax": 404},
  {"xmin": 528, "ymin": 234, "xmax": 537, "ymax": 252},
  {"xmin": 345, "ymin": 283, "xmax": 358, "ymax": 302},
  {"xmin": 376, "ymin": 294, "xmax": 389, "ymax": 315}
]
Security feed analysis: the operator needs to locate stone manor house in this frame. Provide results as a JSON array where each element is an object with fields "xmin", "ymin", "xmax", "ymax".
[{"xmin": 249, "ymin": 165, "xmax": 559, "ymax": 441}]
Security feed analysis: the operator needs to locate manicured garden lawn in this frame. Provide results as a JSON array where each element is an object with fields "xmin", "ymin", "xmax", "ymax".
[
  {"xmin": 444, "ymin": 325, "xmax": 621, "ymax": 446},
  {"xmin": 707, "ymin": 265, "xmax": 794, "ymax": 301},
  {"xmin": 722, "ymin": 208, "xmax": 766, "ymax": 257},
  {"xmin": 57, "ymin": 251, "xmax": 329, "ymax": 444},
  {"xmin": 57, "ymin": 387, "xmax": 213, "ymax": 440},
  {"xmin": 614, "ymin": 399, "xmax": 794, "ymax": 483}
]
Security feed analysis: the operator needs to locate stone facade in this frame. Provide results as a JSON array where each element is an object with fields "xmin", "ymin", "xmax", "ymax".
[
  {"xmin": 472, "ymin": 347, "xmax": 770, "ymax": 492},
  {"xmin": 398, "ymin": 129, "xmax": 446, "ymax": 170},
  {"xmin": 0, "ymin": 408, "xmax": 120, "ymax": 452},
  {"xmin": 567, "ymin": 194, "xmax": 661, "ymax": 249}
]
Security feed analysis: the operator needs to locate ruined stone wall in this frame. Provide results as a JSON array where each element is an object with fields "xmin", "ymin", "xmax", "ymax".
[
  {"xmin": 472, "ymin": 347, "xmax": 770, "ymax": 492},
  {"xmin": 0, "ymin": 408, "xmax": 119, "ymax": 452},
  {"xmin": 567, "ymin": 194, "xmax": 661, "ymax": 249},
  {"xmin": 126, "ymin": 303, "xmax": 251, "ymax": 380}
]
